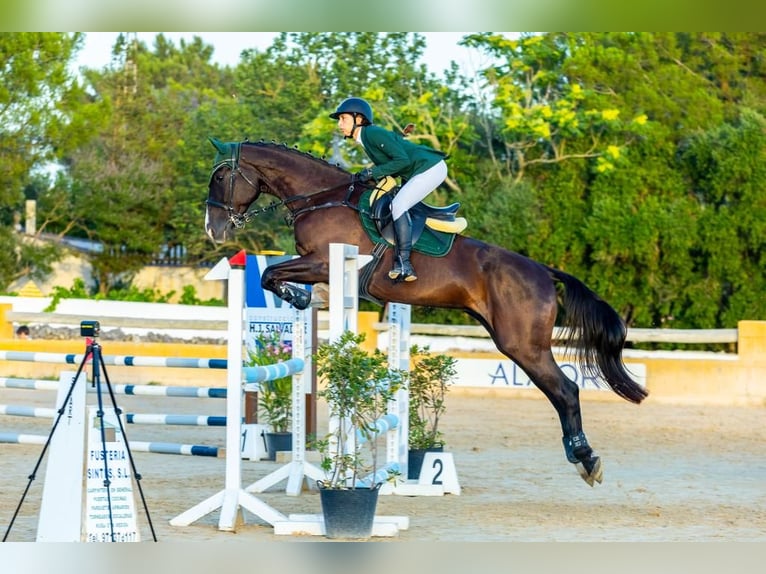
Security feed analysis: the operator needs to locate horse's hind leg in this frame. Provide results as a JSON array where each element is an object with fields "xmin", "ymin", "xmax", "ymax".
[
  {"xmin": 483, "ymin": 261, "xmax": 603, "ymax": 485},
  {"xmin": 505, "ymin": 342, "xmax": 603, "ymax": 486}
]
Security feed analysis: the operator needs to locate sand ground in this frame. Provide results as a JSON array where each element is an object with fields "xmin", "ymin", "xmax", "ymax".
[{"xmin": 2, "ymin": 384, "xmax": 765, "ymax": 543}]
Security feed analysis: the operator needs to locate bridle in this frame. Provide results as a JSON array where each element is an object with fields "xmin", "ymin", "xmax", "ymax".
[
  {"xmin": 205, "ymin": 142, "xmax": 369, "ymax": 228},
  {"xmin": 205, "ymin": 156, "xmax": 283, "ymax": 229}
]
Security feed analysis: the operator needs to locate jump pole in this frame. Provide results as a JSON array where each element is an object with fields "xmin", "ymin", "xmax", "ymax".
[
  {"xmin": 383, "ymin": 303, "xmax": 450, "ymax": 496},
  {"xmin": 322, "ymin": 245, "xmax": 447, "ymax": 497},
  {"xmin": 169, "ymin": 251, "xmax": 287, "ymax": 532},
  {"xmin": 0, "ymin": 378, "xmax": 228, "ymax": 399}
]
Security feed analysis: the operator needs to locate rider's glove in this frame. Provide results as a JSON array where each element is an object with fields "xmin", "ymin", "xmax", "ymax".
[{"xmin": 353, "ymin": 168, "xmax": 375, "ymax": 183}]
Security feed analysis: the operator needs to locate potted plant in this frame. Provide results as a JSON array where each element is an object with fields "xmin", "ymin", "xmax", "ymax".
[
  {"xmin": 246, "ymin": 331, "xmax": 293, "ymax": 460},
  {"xmin": 314, "ymin": 330, "xmax": 406, "ymax": 539},
  {"xmin": 406, "ymin": 344, "xmax": 457, "ymax": 479}
]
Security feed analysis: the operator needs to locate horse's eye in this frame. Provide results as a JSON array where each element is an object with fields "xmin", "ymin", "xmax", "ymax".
[{"xmin": 215, "ymin": 173, "xmax": 225, "ymax": 183}]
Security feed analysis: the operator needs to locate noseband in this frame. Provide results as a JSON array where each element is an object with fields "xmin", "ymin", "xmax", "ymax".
[{"xmin": 205, "ymin": 146, "xmax": 282, "ymax": 229}]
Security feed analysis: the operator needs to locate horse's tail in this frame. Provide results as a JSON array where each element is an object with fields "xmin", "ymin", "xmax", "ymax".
[{"xmin": 548, "ymin": 267, "xmax": 648, "ymax": 404}]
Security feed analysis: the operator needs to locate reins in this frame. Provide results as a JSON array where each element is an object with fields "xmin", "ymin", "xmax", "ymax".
[{"xmin": 283, "ymin": 183, "xmax": 365, "ymax": 226}]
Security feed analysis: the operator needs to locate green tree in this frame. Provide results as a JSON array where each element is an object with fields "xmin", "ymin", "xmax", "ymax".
[
  {"xmin": 13, "ymin": 31, "xmax": 766, "ymax": 331},
  {"xmin": 559, "ymin": 33, "xmax": 766, "ymax": 328},
  {"xmin": 460, "ymin": 32, "xmax": 766, "ymax": 329},
  {"xmin": 0, "ymin": 32, "xmax": 94, "ymax": 289},
  {"xmin": 39, "ymin": 33, "xmax": 239, "ymax": 291},
  {"xmin": 462, "ymin": 33, "xmax": 647, "ymax": 184},
  {"xmin": 678, "ymin": 109, "xmax": 766, "ymax": 327}
]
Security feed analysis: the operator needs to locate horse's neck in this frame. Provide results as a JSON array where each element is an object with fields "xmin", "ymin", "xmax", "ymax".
[{"xmin": 246, "ymin": 153, "xmax": 348, "ymax": 197}]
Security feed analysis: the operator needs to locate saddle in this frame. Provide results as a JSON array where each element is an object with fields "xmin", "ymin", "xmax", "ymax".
[{"xmin": 362, "ymin": 177, "xmax": 467, "ymax": 255}]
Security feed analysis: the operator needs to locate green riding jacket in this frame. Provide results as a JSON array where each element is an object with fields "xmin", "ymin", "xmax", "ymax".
[{"xmin": 360, "ymin": 125, "xmax": 447, "ymax": 181}]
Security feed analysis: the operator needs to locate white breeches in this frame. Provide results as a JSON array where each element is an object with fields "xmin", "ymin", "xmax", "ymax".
[{"xmin": 391, "ymin": 160, "xmax": 448, "ymax": 220}]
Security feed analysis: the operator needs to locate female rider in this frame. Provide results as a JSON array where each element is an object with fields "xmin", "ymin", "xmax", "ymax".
[{"xmin": 330, "ymin": 97, "xmax": 448, "ymax": 282}]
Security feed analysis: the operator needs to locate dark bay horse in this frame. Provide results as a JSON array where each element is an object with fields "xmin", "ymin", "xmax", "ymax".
[{"xmin": 204, "ymin": 139, "xmax": 648, "ymax": 486}]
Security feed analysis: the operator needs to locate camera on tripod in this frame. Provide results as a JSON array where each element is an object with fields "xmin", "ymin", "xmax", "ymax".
[
  {"xmin": 5, "ymin": 315, "xmax": 157, "ymax": 542},
  {"xmin": 80, "ymin": 320, "xmax": 100, "ymax": 338}
]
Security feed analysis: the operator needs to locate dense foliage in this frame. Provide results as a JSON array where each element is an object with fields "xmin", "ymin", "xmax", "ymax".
[{"xmin": 2, "ymin": 32, "xmax": 764, "ymax": 328}]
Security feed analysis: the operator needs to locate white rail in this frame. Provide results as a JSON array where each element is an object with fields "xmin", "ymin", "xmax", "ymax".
[{"xmin": 5, "ymin": 310, "xmax": 739, "ymax": 345}]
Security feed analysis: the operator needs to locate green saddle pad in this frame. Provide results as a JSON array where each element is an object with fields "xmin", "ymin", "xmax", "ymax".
[{"xmin": 359, "ymin": 189, "xmax": 458, "ymax": 258}]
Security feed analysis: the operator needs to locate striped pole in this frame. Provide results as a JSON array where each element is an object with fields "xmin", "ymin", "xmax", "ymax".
[
  {"xmin": 0, "ymin": 432, "xmax": 220, "ymax": 457},
  {"xmin": 0, "ymin": 377, "xmax": 227, "ymax": 398},
  {"xmin": 0, "ymin": 405, "xmax": 56, "ymax": 418},
  {"xmin": 0, "ymin": 405, "xmax": 230, "ymax": 427},
  {"xmin": 242, "ymin": 358, "xmax": 305, "ymax": 388},
  {"xmin": 356, "ymin": 461, "xmax": 402, "ymax": 488},
  {"xmin": 0, "ymin": 351, "xmax": 227, "ymax": 369},
  {"xmin": 129, "ymin": 441, "xmax": 219, "ymax": 457},
  {"xmin": 355, "ymin": 414, "xmax": 399, "ymax": 445},
  {"xmin": 124, "ymin": 414, "xmax": 227, "ymax": 426}
]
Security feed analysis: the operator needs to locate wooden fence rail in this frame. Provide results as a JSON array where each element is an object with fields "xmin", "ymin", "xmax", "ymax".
[{"xmin": 373, "ymin": 322, "xmax": 738, "ymax": 344}]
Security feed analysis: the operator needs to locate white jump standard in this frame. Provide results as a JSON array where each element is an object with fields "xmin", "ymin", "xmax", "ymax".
[{"xmin": 169, "ymin": 251, "xmax": 293, "ymax": 532}]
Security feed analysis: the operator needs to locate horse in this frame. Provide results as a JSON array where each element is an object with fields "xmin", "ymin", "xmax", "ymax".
[{"xmin": 204, "ymin": 138, "xmax": 648, "ymax": 486}]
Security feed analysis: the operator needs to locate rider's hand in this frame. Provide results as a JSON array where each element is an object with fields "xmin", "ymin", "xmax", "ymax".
[{"xmin": 353, "ymin": 168, "xmax": 374, "ymax": 183}]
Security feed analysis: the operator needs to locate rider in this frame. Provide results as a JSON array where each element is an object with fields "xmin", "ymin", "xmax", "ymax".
[{"xmin": 330, "ymin": 97, "xmax": 448, "ymax": 282}]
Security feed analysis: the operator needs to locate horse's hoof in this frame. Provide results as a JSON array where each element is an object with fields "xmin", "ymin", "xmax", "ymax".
[
  {"xmin": 310, "ymin": 283, "xmax": 329, "ymax": 309},
  {"xmin": 575, "ymin": 456, "xmax": 603, "ymax": 486}
]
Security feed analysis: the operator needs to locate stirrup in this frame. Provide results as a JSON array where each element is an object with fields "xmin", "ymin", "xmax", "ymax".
[
  {"xmin": 389, "ymin": 259, "xmax": 417, "ymax": 281},
  {"xmin": 401, "ymin": 265, "xmax": 417, "ymax": 282}
]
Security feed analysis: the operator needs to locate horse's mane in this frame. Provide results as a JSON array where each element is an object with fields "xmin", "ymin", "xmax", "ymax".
[{"xmin": 242, "ymin": 139, "xmax": 350, "ymax": 177}]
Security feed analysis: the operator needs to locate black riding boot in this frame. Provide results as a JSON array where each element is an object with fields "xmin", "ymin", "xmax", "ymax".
[{"xmin": 389, "ymin": 213, "xmax": 417, "ymax": 282}]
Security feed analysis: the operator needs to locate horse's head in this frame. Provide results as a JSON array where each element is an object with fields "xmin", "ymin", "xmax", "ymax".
[
  {"xmin": 205, "ymin": 137, "xmax": 356, "ymax": 243},
  {"xmin": 204, "ymin": 138, "xmax": 263, "ymax": 243}
]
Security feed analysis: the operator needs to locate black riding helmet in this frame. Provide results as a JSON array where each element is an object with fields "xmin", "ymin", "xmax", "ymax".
[{"xmin": 329, "ymin": 97, "xmax": 373, "ymax": 124}]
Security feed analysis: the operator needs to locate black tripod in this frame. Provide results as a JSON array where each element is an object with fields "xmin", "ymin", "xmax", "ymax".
[{"xmin": 3, "ymin": 321, "xmax": 156, "ymax": 542}]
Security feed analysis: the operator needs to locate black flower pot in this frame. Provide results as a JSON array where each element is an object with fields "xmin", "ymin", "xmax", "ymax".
[
  {"xmin": 263, "ymin": 431, "xmax": 292, "ymax": 461},
  {"xmin": 407, "ymin": 445, "xmax": 444, "ymax": 479},
  {"xmin": 318, "ymin": 481, "xmax": 381, "ymax": 540}
]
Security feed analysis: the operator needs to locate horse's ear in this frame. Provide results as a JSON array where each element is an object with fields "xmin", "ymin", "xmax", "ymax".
[{"xmin": 209, "ymin": 137, "xmax": 228, "ymax": 154}]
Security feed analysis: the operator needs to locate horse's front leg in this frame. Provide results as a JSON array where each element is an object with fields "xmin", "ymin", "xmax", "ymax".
[{"xmin": 260, "ymin": 255, "xmax": 328, "ymax": 310}]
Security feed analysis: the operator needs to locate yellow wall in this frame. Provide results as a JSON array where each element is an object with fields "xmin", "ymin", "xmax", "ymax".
[
  {"xmin": 379, "ymin": 319, "xmax": 765, "ymax": 406},
  {"xmin": 132, "ymin": 266, "xmax": 225, "ymax": 302},
  {"xmin": 628, "ymin": 321, "xmax": 766, "ymax": 405},
  {"xmin": 8, "ymin": 250, "xmax": 224, "ymax": 304}
]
